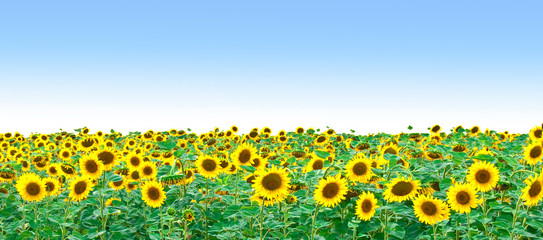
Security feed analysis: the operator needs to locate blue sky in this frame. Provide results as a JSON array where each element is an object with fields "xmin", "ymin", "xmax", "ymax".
[{"xmin": 1, "ymin": 1, "xmax": 542, "ymax": 135}]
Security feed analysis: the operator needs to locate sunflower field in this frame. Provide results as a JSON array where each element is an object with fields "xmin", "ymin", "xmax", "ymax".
[{"xmin": 1, "ymin": 125, "xmax": 543, "ymax": 240}]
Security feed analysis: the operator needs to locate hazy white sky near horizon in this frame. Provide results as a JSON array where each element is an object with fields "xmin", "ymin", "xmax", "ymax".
[{"xmin": 1, "ymin": 0, "xmax": 542, "ymax": 135}]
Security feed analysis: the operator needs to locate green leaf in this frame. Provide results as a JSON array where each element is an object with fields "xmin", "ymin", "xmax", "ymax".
[
  {"xmin": 314, "ymin": 150, "xmax": 330, "ymax": 159},
  {"xmin": 110, "ymin": 175, "xmax": 123, "ymax": 182},
  {"xmin": 439, "ymin": 178, "xmax": 453, "ymax": 192}
]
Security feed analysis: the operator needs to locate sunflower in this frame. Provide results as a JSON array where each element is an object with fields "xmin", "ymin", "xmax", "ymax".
[
  {"xmin": 313, "ymin": 135, "xmax": 328, "ymax": 146},
  {"xmin": 529, "ymin": 126, "xmax": 542, "ymax": 141},
  {"xmin": 413, "ymin": 195, "xmax": 450, "ymax": 225},
  {"xmin": 355, "ymin": 192, "xmax": 379, "ymax": 221},
  {"xmin": 128, "ymin": 169, "xmax": 141, "ymax": 182},
  {"xmin": 446, "ymin": 183, "xmax": 480, "ymax": 213},
  {"xmin": 295, "ymin": 127, "xmax": 304, "ymax": 134},
  {"xmin": 79, "ymin": 137, "xmax": 97, "ymax": 151},
  {"xmin": 183, "ymin": 209, "xmax": 195, "ymax": 222},
  {"xmin": 105, "ymin": 197, "xmax": 121, "ymax": 207},
  {"xmin": 47, "ymin": 163, "xmax": 61, "ymax": 177},
  {"xmin": 254, "ymin": 166, "xmax": 290, "ymax": 201},
  {"xmin": 469, "ymin": 126, "xmax": 481, "ymax": 135},
  {"xmin": 195, "ymin": 155, "xmax": 220, "ymax": 178},
  {"xmin": 16, "ymin": 172, "xmax": 46, "ymax": 202},
  {"xmin": 125, "ymin": 153, "xmax": 143, "ymax": 170},
  {"xmin": 430, "ymin": 124, "xmax": 441, "ymax": 134},
  {"xmin": 109, "ymin": 177, "xmax": 126, "ymax": 191},
  {"xmin": 314, "ymin": 175, "xmax": 348, "ymax": 208},
  {"xmin": 126, "ymin": 182, "xmax": 138, "ymax": 193},
  {"xmin": 304, "ymin": 157, "xmax": 325, "ymax": 173},
  {"xmin": 231, "ymin": 125, "xmax": 239, "ymax": 133},
  {"xmin": 139, "ymin": 161, "xmax": 157, "ymax": 180},
  {"xmin": 524, "ymin": 142, "xmax": 542, "ymax": 165},
  {"xmin": 466, "ymin": 161, "xmax": 500, "ymax": 192},
  {"xmin": 383, "ymin": 177, "xmax": 420, "ymax": 203},
  {"xmin": 43, "ymin": 177, "xmax": 62, "ymax": 196},
  {"xmin": 96, "ymin": 148, "xmax": 118, "ymax": 170},
  {"xmin": 345, "ymin": 155, "xmax": 373, "ymax": 183},
  {"xmin": 250, "ymin": 193, "xmax": 276, "ymax": 206},
  {"xmin": 250, "ymin": 156, "xmax": 267, "ymax": 171},
  {"xmin": 141, "ymin": 181, "xmax": 166, "ymax": 208},
  {"xmin": 520, "ymin": 174, "xmax": 543, "ymax": 206},
  {"xmin": 79, "ymin": 154, "xmax": 105, "ymax": 179},
  {"xmin": 69, "ymin": 176, "xmax": 95, "ymax": 202},
  {"xmin": 231, "ymin": 143, "xmax": 258, "ymax": 166},
  {"xmin": 58, "ymin": 148, "xmax": 73, "ymax": 161}
]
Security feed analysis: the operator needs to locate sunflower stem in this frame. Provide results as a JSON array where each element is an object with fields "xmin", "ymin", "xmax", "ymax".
[
  {"xmin": 481, "ymin": 192, "xmax": 489, "ymax": 237},
  {"xmin": 159, "ymin": 206, "xmax": 164, "ymax": 240},
  {"xmin": 259, "ymin": 201, "xmax": 265, "ymax": 240},
  {"xmin": 432, "ymin": 224, "xmax": 437, "ymax": 240},
  {"xmin": 34, "ymin": 201, "xmax": 39, "ymax": 240},
  {"xmin": 310, "ymin": 204, "xmax": 320, "ymax": 240},
  {"xmin": 383, "ymin": 208, "xmax": 388, "ymax": 240},
  {"xmin": 204, "ymin": 177, "xmax": 210, "ymax": 240},
  {"xmin": 466, "ymin": 213, "xmax": 471, "ymax": 240},
  {"xmin": 510, "ymin": 195, "xmax": 523, "ymax": 239}
]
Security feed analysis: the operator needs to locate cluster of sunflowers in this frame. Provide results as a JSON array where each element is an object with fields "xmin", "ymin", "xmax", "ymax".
[{"xmin": 0, "ymin": 124, "xmax": 542, "ymax": 239}]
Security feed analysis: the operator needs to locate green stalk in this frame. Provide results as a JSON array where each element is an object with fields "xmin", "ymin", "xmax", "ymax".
[{"xmin": 310, "ymin": 204, "xmax": 321, "ymax": 240}]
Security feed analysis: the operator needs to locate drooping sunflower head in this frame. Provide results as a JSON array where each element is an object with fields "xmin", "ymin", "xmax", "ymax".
[
  {"xmin": 60, "ymin": 163, "xmax": 77, "ymax": 178},
  {"xmin": 345, "ymin": 155, "xmax": 373, "ymax": 183},
  {"xmin": 79, "ymin": 137, "xmax": 97, "ymax": 151},
  {"xmin": 16, "ymin": 172, "xmax": 46, "ymax": 202},
  {"xmin": 68, "ymin": 176, "xmax": 95, "ymax": 202},
  {"xmin": 141, "ymin": 181, "xmax": 165, "ymax": 208},
  {"xmin": 254, "ymin": 166, "xmax": 290, "ymax": 201},
  {"xmin": 314, "ymin": 175, "xmax": 348, "ymax": 208},
  {"xmin": 446, "ymin": 183, "xmax": 480, "ymax": 213},
  {"xmin": 524, "ymin": 142, "xmax": 542, "ymax": 165},
  {"xmin": 79, "ymin": 153, "xmax": 105, "ymax": 179},
  {"xmin": 355, "ymin": 191, "xmax": 379, "ymax": 221},
  {"xmin": 466, "ymin": 161, "xmax": 500, "ymax": 192},
  {"xmin": 413, "ymin": 195, "xmax": 450, "ymax": 225},
  {"xmin": 521, "ymin": 174, "xmax": 543, "ymax": 206},
  {"xmin": 383, "ymin": 177, "xmax": 420, "ymax": 203},
  {"xmin": 231, "ymin": 143, "xmax": 258, "ymax": 166},
  {"xmin": 195, "ymin": 155, "xmax": 220, "ymax": 178}
]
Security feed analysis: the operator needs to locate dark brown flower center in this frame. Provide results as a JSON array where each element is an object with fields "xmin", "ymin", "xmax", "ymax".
[
  {"xmin": 361, "ymin": 199, "xmax": 372, "ymax": 213},
  {"xmin": 26, "ymin": 182, "xmax": 41, "ymax": 196},
  {"xmin": 312, "ymin": 160, "xmax": 324, "ymax": 170},
  {"xmin": 45, "ymin": 182, "xmax": 55, "ymax": 192},
  {"xmin": 352, "ymin": 162, "xmax": 367, "ymax": 176},
  {"xmin": 85, "ymin": 160, "xmax": 98, "ymax": 173},
  {"xmin": 49, "ymin": 167, "xmax": 57, "ymax": 174},
  {"xmin": 74, "ymin": 181, "xmax": 87, "ymax": 194},
  {"xmin": 130, "ymin": 157, "xmax": 141, "ymax": 167},
  {"xmin": 202, "ymin": 159, "xmax": 217, "ymax": 171},
  {"xmin": 262, "ymin": 173, "xmax": 282, "ymax": 191},
  {"xmin": 316, "ymin": 136, "xmax": 326, "ymax": 143},
  {"xmin": 421, "ymin": 201, "xmax": 437, "ymax": 215},
  {"xmin": 148, "ymin": 187, "xmax": 160, "ymax": 200},
  {"xmin": 81, "ymin": 139, "xmax": 94, "ymax": 148},
  {"xmin": 322, "ymin": 182, "xmax": 339, "ymax": 199},
  {"xmin": 98, "ymin": 151, "xmax": 114, "ymax": 165},
  {"xmin": 431, "ymin": 125, "xmax": 440, "ymax": 132},
  {"xmin": 239, "ymin": 149, "xmax": 251, "ymax": 164},
  {"xmin": 113, "ymin": 179, "xmax": 123, "ymax": 186},
  {"xmin": 384, "ymin": 147, "xmax": 397, "ymax": 155},
  {"xmin": 62, "ymin": 151, "xmax": 70, "ymax": 158},
  {"xmin": 475, "ymin": 170, "xmax": 490, "ymax": 184},
  {"xmin": 391, "ymin": 181, "xmax": 414, "ymax": 196},
  {"xmin": 456, "ymin": 191, "xmax": 470, "ymax": 205},
  {"xmin": 131, "ymin": 171, "xmax": 140, "ymax": 180},
  {"xmin": 143, "ymin": 166, "xmax": 153, "ymax": 175},
  {"xmin": 530, "ymin": 146, "xmax": 542, "ymax": 159},
  {"xmin": 529, "ymin": 180, "xmax": 542, "ymax": 197},
  {"xmin": 535, "ymin": 129, "xmax": 542, "ymax": 138}
]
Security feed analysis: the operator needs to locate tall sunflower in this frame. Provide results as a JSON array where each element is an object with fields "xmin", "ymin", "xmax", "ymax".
[
  {"xmin": 69, "ymin": 176, "xmax": 95, "ymax": 202},
  {"xmin": 345, "ymin": 155, "xmax": 373, "ymax": 183},
  {"xmin": 430, "ymin": 124, "xmax": 441, "ymax": 134},
  {"xmin": 413, "ymin": 195, "xmax": 450, "ymax": 225},
  {"xmin": 304, "ymin": 157, "xmax": 325, "ymax": 173},
  {"xmin": 79, "ymin": 154, "xmax": 104, "ymax": 179},
  {"xmin": 253, "ymin": 166, "xmax": 290, "ymax": 201},
  {"xmin": 355, "ymin": 191, "xmax": 379, "ymax": 221},
  {"xmin": 141, "ymin": 180, "xmax": 166, "ymax": 208},
  {"xmin": 125, "ymin": 153, "xmax": 143, "ymax": 170},
  {"xmin": 466, "ymin": 161, "xmax": 500, "ymax": 192},
  {"xmin": 231, "ymin": 143, "xmax": 258, "ymax": 166},
  {"xmin": 524, "ymin": 142, "xmax": 542, "ymax": 165},
  {"xmin": 521, "ymin": 174, "xmax": 543, "ymax": 206},
  {"xmin": 314, "ymin": 175, "xmax": 348, "ymax": 208},
  {"xmin": 529, "ymin": 125, "xmax": 542, "ymax": 141},
  {"xmin": 383, "ymin": 177, "xmax": 420, "ymax": 203},
  {"xmin": 446, "ymin": 183, "xmax": 480, "ymax": 213},
  {"xmin": 16, "ymin": 172, "xmax": 46, "ymax": 202},
  {"xmin": 195, "ymin": 155, "xmax": 221, "ymax": 178}
]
